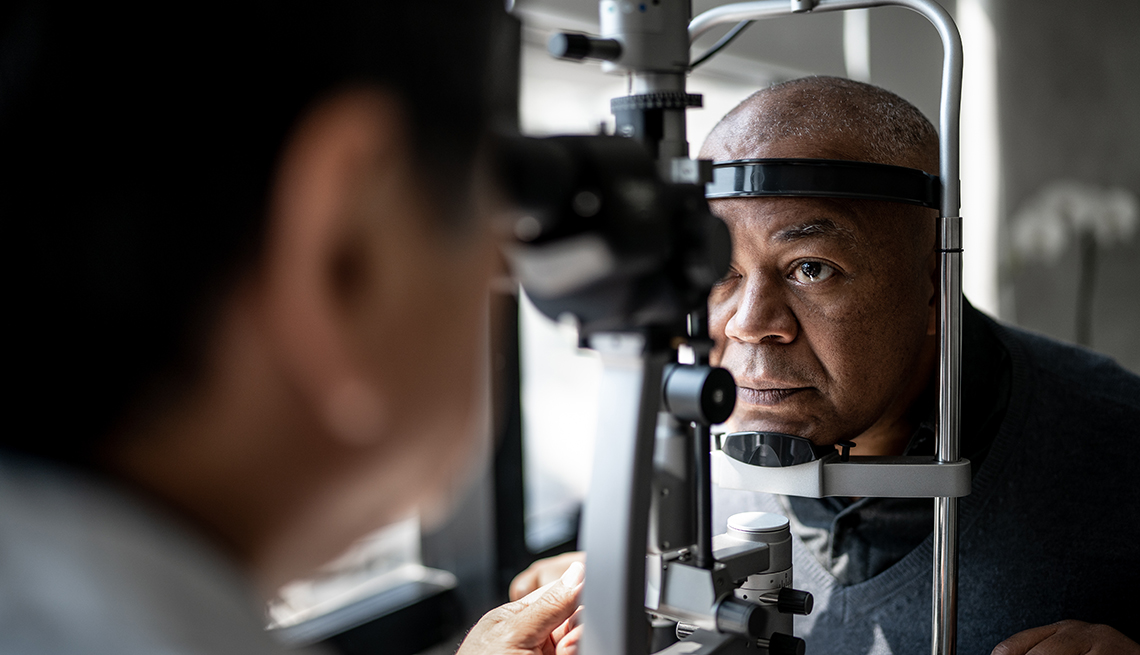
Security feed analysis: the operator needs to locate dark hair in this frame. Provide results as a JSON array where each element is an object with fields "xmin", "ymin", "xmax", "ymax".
[{"xmin": 1, "ymin": 2, "xmax": 507, "ymax": 461}]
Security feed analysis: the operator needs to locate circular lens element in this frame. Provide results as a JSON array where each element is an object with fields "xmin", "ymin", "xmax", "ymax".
[{"xmin": 727, "ymin": 511, "xmax": 789, "ymax": 535}]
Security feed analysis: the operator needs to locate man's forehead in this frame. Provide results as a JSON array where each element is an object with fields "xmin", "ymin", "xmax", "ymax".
[
  {"xmin": 701, "ymin": 132, "xmax": 869, "ymax": 164},
  {"xmin": 711, "ymin": 193, "xmax": 934, "ymax": 265},
  {"xmin": 712, "ymin": 196, "xmax": 868, "ymax": 247}
]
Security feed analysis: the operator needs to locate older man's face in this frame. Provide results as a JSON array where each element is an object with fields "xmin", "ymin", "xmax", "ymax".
[{"xmin": 708, "ymin": 192, "xmax": 937, "ymax": 446}]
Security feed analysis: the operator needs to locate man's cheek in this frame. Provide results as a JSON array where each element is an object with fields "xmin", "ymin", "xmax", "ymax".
[
  {"xmin": 706, "ymin": 298, "xmax": 734, "ymax": 363},
  {"xmin": 708, "ymin": 340, "xmax": 725, "ymax": 367}
]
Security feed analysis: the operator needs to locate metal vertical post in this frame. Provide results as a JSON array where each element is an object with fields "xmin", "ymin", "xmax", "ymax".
[
  {"xmin": 934, "ymin": 216, "xmax": 962, "ymax": 655},
  {"xmin": 579, "ymin": 334, "xmax": 670, "ymax": 655}
]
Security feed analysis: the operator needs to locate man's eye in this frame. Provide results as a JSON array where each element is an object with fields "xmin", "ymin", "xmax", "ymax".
[
  {"xmin": 791, "ymin": 261, "xmax": 836, "ymax": 284},
  {"xmin": 714, "ymin": 268, "xmax": 741, "ymax": 287}
]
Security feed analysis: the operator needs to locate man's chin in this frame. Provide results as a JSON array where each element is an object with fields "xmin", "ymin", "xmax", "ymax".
[{"xmin": 720, "ymin": 416, "xmax": 838, "ymax": 447}]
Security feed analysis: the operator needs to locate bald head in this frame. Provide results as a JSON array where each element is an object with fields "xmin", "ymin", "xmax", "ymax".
[{"xmin": 700, "ymin": 76, "xmax": 938, "ymax": 175}]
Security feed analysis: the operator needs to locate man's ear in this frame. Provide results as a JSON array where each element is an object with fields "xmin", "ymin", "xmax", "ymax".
[{"xmin": 255, "ymin": 88, "xmax": 410, "ymax": 447}]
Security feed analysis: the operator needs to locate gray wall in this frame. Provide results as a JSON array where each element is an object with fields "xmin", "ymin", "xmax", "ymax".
[
  {"xmin": 990, "ymin": 0, "xmax": 1140, "ymax": 372},
  {"xmin": 867, "ymin": 4, "xmax": 950, "ymax": 126}
]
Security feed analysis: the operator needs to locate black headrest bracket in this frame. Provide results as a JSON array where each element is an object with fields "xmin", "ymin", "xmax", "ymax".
[{"xmin": 705, "ymin": 158, "xmax": 941, "ymax": 209}]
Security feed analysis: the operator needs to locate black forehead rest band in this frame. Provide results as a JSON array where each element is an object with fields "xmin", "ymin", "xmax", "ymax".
[{"xmin": 706, "ymin": 158, "xmax": 941, "ymax": 210}]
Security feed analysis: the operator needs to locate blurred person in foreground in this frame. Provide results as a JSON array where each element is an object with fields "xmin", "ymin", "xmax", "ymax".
[
  {"xmin": 0, "ymin": 3, "xmax": 582, "ymax": 654},
  {"xmin": 511, "ymin": 77, "xmax": 1140, "ymax": 655}
]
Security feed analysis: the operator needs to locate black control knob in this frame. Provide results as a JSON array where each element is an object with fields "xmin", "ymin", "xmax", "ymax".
[
  {"xmin": 662, "ymin": 364, "xmax": 736, "ymax": 424},
  {"xmin": 548, "ymin": 33, "xmax": 622, "ymax": 62},
  {"xmin": 777, "ymin": 587, "xmax": 814, "ymax": 615},
  {"xmin": 767, "ymin": 632, "xmax": 806, "ymax": 655}
]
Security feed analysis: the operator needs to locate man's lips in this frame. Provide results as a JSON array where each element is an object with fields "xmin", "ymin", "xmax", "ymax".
[{"xmin": 736, "ymin": 386, "xmax": 811, "ymax": 406}]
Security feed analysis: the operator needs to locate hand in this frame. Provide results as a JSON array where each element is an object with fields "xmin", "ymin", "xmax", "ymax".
[
  {"xmin": 510, "ymin": 551, "xmax": 587, "ymax": 601},
  {"xmin": 458, "ymin": 562, "xmax": 585, "ymax": 655},
  {"xmin": 992, "ymin": 620, "xmax": 1139, "ymax": 655}
]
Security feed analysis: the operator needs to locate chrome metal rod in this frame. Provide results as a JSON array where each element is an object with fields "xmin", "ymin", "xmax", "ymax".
[
  {"xmin": 933, "ymin": 496, "xmax": 960, "ymax": 655},
  {"xmin": 935, "ymin": 240, "xmax": 962, "ymax": 655},
  {"xmin": 689, "ymin": 0, "xmax": 793, "ymax": 40},
  {"xmin": 939, "ymin": 226, "xmax": 963, "ymax": 461}
]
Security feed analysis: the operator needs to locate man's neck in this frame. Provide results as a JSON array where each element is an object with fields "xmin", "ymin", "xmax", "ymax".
[
  {"xmin": 850, "ymin": 331, "xmax": 939, "ymax": 457},
  {"xmin": 849, "ymin": 422, "xmax": 915, "ymax": 456},
  {"xmin": 851, "ymin": 376, "xmax": 937, "ymax": 457}
]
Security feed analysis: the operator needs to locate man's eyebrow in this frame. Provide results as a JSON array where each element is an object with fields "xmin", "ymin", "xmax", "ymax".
[{"xmin": 772, "ymin": 219, "xmax": 860, "ymax": 247}]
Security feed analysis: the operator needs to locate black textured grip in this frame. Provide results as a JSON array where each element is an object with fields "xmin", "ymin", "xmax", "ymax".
[
  {"xmin": 767, "ymin": 632, "xmax": 806, "ymax": 655},
  {"xmin": 777, "ymin": 587, "xmax": 814, "ymax": 616},
  {"xmin": 611, "ymin": 92, "xmax": 704, "ymax": 112}
]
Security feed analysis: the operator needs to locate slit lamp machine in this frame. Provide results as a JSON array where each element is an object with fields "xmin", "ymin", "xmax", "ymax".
[{"xmin": 502, "ymin": 1, "xmax": 967, "ymax": 653}]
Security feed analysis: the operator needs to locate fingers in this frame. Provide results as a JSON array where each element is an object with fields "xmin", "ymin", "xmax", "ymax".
[
  {"xmin": 552, "ymin": 606, "xmax": 584, "ymax": 644},
  {"xmin": 992, "ymin": 620, "xmax": 1140, "ymax": 655},
  {"xmin": 516, "ymin": 561, "xmax": 584, "ymax": 629},
  {"xmin": 509, "ymin": 569, "xmax": 541, "ymax": 603},
  {"xmin": 556, "ymin": 622, "xmax": 585, "ymax": 655},
  {"xmin": 457, "ymin": 557, "xmax": 588, "ymax": 655},
  {"xmin": 992, "ymin": 623, "xmax": 1061, "ymax": 655},
  {"xmin": 550, "ymin": 587, "xmax": 585, "ymax": 655},
  {"xmin": 457, "ymin": 562, "xmax": 585, "ymax": 655},
  {"xmin": 510, "ymin": 551, "xmax": 587, "ymax": 601}
]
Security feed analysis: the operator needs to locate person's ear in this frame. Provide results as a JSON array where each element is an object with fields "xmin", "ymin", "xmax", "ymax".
[{"xmin": 255, "ymin": 88, "xmax": 411, "ymax": 448}]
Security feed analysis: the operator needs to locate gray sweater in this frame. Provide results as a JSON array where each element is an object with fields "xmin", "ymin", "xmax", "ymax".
[{"xmin": 716, "ymin": 311, "xmax": 1140, "ymax": 654}]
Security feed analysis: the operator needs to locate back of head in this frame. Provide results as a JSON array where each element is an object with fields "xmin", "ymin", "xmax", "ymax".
[
  {"xmin": 700, "ymin": 76, "xmax": 939, "ymax": 174},
  {"xmin": 0, "ymin": 2, "xmax": 506, "ymax": 464}
]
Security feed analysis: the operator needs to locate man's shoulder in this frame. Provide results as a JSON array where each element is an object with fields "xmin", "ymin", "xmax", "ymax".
[
  {"xmin": 0, "ymin": 454, "xmax": 290, "ymax": 655},
  {"xmin": 983, "ymin": 313, "xmax": 1140, "ymax": 413}
]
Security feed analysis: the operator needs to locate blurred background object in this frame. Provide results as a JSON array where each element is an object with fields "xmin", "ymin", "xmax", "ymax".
[
  {"xmin": 990, "ymin": 0, "xmax": 1140, "ymax": 366},
  {"xmin": 1010, "ymin": 181, "xmax": 1138, "ymax": 347}
]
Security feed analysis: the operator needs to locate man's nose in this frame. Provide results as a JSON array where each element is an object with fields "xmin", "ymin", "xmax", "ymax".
[{"xmin": 723, "ymin": 274, "xmax": 798, "ymax": 344}]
